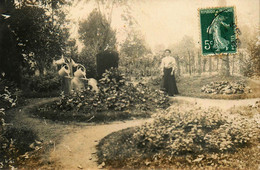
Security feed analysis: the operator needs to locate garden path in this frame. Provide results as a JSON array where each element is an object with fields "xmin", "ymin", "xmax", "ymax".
[
  {"xmin": 172, "ymin": 96, "xmax": 260, "ymax": 110},
  {"xmin": 11, "ymin": 96, "xmax": 259, "ymax": 169},
  {"xmin": 49, "ymin": 118, "xmax": 153, "ymax": 170}
]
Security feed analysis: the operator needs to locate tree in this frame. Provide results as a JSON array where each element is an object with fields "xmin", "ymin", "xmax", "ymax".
[
  {"xmin": 76, "ymin": 47, "xmax": 97, "ymax": 78},
  {"xmin": 120, "ymin": 29, "xmax": 151, "ymax": 58},
  {"xmin": 202, "ymin": 57, "xmax": 207, "ymax": 72},
  {"xmin": 220, "ymin": 55, "xmax": 230, "ymax": 76},
  {"xmin": 78, "ymin": 9, "xmax": 117, "ymax": 78},
  {"xmin": 78, "ymin": 9, "xmax": 117, "ymax": 57},
  {"xmin": 8, "ymin": 6, "xmax": 68, "ymax": 74},
  {"xmin": 246, "ymin": 31, "xmax": 260, "ymax": 76},
  {"xmin": 209, "ymin": 56, "xmax": 212, "ymax": 74},
  {"xmin": 197, "ymin": 51, "xmax": 202, "ymax": 75},
  {"xmin": 0, "ymin": 15, "xmax": 23, "ymax": 84},
  {"xmin": 171, "ymin": 35, "xmax": 195, "ymax": 75},
  {"xmin": 0, "ymin": 0, "xmax": 71, "ymax": 78}
]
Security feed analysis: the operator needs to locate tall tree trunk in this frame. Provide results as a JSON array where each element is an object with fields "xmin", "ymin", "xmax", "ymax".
[
  {"xmin": 232, "ymin": 55, "xmax": 235, "ymax": 75},
  {"xmin": 192, "ymin": 54, "xmax": 195, "ymax": 74},
  {"xmin": 198, "ymin": 52, "xmax": 202, "ymax": 75},
  {"xmin": 216, "ymin": 57, "xmax": 219, "ymax": 71},
  {"xmin": 188, "ymin": 51, "xmax": 191, "ymax": 75},
  {"xmin": 209, "ymin": 56, "xmax": 212, "ymax": 74},
  {"xmin": 220, "ymin": 55, "xmax": 230, "ymax": 76},
  {"xmin": 176, "ymin": 55, "xmax": 180, "ymax": 76},
  {"xmin": 239, "ymin": 53, "xmax": 244, "ymax": 75},
  {"xmin": 203, "ymin": 58, "xmax": 207, "ymax": 72}
]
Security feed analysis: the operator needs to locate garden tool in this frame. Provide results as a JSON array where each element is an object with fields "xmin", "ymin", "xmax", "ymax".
[
  {"xmin": 53, "ymin": 55, "xmax": 65, "ymax": 65},
  {"xmin": 71, "ymin": 58, "xmax": 79, "ymax": 67},
  {"xmin": 74, "ymin": 64, "xmax": 86, "ymax": 79},
  {"xmin": 58, "ymin": 63, "xmax": 70, "ymax": 77},
  {"xmin": 81, "ymin": 78, "xmax": 99, "ymax": 93}
]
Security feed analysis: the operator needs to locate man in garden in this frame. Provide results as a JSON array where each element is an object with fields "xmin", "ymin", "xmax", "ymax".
[{"xmin": 160, "ymin": 49, "xmax": 179, "ymax": 96}]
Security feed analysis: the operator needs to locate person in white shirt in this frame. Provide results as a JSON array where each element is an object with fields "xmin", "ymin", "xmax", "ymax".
[{"xmin": 160, "ymin": 49, "xmax": 179, "ymax": 96}]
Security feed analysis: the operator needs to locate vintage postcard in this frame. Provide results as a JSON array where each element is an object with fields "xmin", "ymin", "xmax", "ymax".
[{"xmin": 0, "ymin": 0, "xmax": 259, "ymax": 169}]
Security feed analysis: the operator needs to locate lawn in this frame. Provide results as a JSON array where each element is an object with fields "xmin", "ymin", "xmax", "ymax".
[{"xmin": 177, "ymin": 74, "xmax": 260, "ymax": 99}]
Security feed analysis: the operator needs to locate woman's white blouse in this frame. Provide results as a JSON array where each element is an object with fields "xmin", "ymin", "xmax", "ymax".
[{"xmin": 160, "ymin": 56, "xmax": 176, "ymax": 70}]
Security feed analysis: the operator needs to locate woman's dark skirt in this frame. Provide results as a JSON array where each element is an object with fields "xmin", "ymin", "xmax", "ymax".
[{"xmin": 161, "ymin": 68, "xmax": 179, "ymax": 96}]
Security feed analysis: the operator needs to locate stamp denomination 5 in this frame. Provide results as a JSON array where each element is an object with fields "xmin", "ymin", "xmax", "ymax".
[{"xmin": 199, "ymin": 7, "xmax": 239, "ymax": 55}]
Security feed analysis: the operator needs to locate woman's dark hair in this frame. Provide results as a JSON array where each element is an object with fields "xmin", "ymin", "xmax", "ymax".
[{"xmin": 165, "ymin": 49, "xmax": 171, "ymax": 53}]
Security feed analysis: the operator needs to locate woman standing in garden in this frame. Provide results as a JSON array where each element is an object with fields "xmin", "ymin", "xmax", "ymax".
[{"xmin": 160, "ymin": 49, "xmax": 179, "ymax": 96}]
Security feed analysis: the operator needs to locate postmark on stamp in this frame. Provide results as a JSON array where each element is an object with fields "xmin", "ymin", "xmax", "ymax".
[{"xmin": 199, "ymin": 7, "xmax": 238, "ymax": 55}]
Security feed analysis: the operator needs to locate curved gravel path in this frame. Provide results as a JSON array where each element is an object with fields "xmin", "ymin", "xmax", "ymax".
[
  {"xmin": 50, "ymin": 118, "xmax": 153, "ymax": 169},
  {"xmin": 172, "ymin": 96, "xmax": 260, "ymax": 110}
]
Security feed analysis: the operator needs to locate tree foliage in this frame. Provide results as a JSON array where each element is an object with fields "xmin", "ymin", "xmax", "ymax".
[
  {"xmin": 78, "ymin": 9, "xmax": 117, "ymax": 57},
  {"xmin": 0, "ymin": 15, "xmax": 22, "ymax": 83},
  {"xmin": 0, "ymin": 0, "xmax": 70, "ymax": 81},
  {"xmin": 120, "ymin": 30, "xmax": 151, "ymax": 58},
  {"xmin": 169, "ymin": 35, "xmax": 196, "ymax": 75}
]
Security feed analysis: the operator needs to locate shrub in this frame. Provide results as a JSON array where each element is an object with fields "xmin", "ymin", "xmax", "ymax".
[
  {"xmin": 132, "ymin": 105, "xmax": 259, "ymax": 160},
  {"xmin": 40, "ymin": 68, "xmax": 170, "ymax": 121},
  {"xmin": 201, "ymin": 81, "xmax": 252, "ymax": 95},
  {"xmin": 0, "ymin": 78, "xmax": 41, "ymax": 169},
  {"xmin": 22, "ymin": 71, "xmax": 61, "ymax": 93},
  {"xmin": 0, "ymin": 78, "xmax": 19, "ymax": 168}
]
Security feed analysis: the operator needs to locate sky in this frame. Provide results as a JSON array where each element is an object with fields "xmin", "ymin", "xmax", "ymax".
[{"xmin": 66, "ymin": 0, "xmax": 260, "ymax": 52}]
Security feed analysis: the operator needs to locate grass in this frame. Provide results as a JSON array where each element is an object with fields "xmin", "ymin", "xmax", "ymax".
[
  {"xmin": 31, "ymin": 103, "xmax": 153, "ymax": 123},
  {"xmin": 0, "ymin": 125, "xmax": 41, "ymax": 169},
  {"xmin": 3, "ymin": 100, "xmax": 75, "ymax": 169},
  {"xmin": 22, "ymin": 90, "xmax": 60, "ymax": 98},
  {"xmin": 177, "ymin": 74, "xmax": 260, "ymax": 99}
]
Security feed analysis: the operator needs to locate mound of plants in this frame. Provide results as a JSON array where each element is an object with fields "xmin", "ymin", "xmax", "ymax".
[
  {"xmin": 35, "ymin": 68, "xmax": 170, "ymax": 122},
  {"xmin": 21, "ymin": 71, "xmax": 61, "ymax": 97},
  {"xmin": 201, "ymin": 81, "xmax": 252, "ymax": 95},
  {"xmin": 97, "ymin": 104, "xmax": 259, "ymax": 169},
  {"xmin": 0, "ymin": 78, "xmax": 41, "ymax": 169},
  {"xmin": 229, "ymin": 100, "xmax": 260, "ymax": 118}
]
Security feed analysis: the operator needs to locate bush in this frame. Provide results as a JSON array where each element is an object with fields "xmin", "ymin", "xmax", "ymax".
[
  {"xmin": 22, "ymin": 71, "xmax": 61, "ymax": 94},
  {"xmin": 0, "ymin": 78, "xmax": 41, "ymax": 169},
  {"xmin": 201, "ymin": 81, "xmax": 252, "ymax": 95},
  {"xmin": 132, "ymin": 105, "xmax": 259, "ymax": 157},
  {"xmin": 65, "ymin": 68, "xmax": 168, "ymax": 112},
  {"xmin": 97, "ymin": 105, "xmax": 259, "ymax": 169},
  {"xmin": 37, "ymin": 68, "xmax": 170, "ymax": 122},
  {"xmin": 0, "ymin": 78, "xmax": 19, "ymax": 168}
]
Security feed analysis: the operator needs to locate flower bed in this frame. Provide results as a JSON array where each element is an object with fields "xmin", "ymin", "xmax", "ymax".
[
  {"xmin": 201, "ymin": 81, "xmax": 252, "ymax": 95},
  {"xmin": 97, "ymin": 104, "xmax": 260, "ymax": 169},
  {"xmin": 35, "ymin": 68, "xmax": 170, "ymax": 122}
]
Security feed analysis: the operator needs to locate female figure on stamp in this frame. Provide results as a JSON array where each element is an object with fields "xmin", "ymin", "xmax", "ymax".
[
  {"xmin": 207, "ymin": 12, "xmax": 230, "ymax": 51},
  {"xmin": 160, "ymin": 49, "xmax": 179, "ymax": 96}
]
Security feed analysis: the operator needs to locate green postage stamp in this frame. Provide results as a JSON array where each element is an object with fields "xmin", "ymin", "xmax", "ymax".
[{"xmin": 199, "ymin": 7, "xmax": 237, "ymax": 55}]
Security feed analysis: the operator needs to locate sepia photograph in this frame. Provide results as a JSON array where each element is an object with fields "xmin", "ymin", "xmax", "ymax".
[{"xmin": 0, "ymin": 0, "xmax": 259, "ymax": 169}]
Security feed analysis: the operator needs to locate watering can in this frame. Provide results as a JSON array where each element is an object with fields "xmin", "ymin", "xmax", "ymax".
[
  {"xmin": 53, "ymin": 55, "xmax": 66, "ymax": 65},
  {"xmin": 74, "ymin": 64, "xmax": 86, "ymax": 78},
  {"xmin": 58, "ymin": 63, "xmax": 70, "ymax": 77},
  {"xmin": 71, "ymin": 58, "xmax": 79, "ymax": 67}
]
